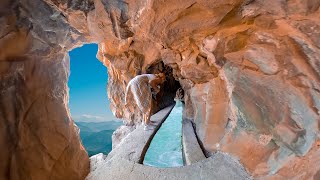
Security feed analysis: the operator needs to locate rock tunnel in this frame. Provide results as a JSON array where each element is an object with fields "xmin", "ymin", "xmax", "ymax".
[{"xmin": 0, "ymin": 0, "xmax": 320, "ymax": 179}]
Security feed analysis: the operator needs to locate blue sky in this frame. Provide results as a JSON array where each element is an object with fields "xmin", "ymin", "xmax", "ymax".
[{"xmin": 68, "ymin": 44, "xmax": 115, "ymax": 122}]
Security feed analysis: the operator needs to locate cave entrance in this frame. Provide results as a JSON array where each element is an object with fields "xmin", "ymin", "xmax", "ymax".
[{"xmin": 68, "ymin": 44, "xmax": 121, "ymax": 157}]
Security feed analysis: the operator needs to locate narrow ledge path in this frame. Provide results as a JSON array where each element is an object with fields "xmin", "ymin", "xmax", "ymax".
[{"xmin": 86, "ymin": 104, "xmax": 252, "ymax": 180}]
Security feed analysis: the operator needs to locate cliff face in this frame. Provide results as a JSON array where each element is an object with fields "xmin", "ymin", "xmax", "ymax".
[
  {"xmin": 0, "ymin": 0, "xmax": 319, "ymax": 179},
  {"xmin": 0, "ymin": 0, "xmax": 91, "ymax": 179}
]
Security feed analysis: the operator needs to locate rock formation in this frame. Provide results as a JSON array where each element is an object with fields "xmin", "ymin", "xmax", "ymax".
[
  {"xmin": 0, "ymin": 0, "xmax": 319, "ymax": 179},
  {"xmin": 0, "ymin": 0, "xmax": 91, "ymax": 179}
]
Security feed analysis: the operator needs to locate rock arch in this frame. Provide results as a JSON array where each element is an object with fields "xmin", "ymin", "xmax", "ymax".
[{"xmin": 0, "ymin": 0, "xmax": 319, "ymax": 179}]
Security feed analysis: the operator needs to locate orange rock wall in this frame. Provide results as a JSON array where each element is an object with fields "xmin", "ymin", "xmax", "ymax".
[
  {"xmin": 0, "ymin": 0, "xmax": 92, "ymax": 179},
  {"xmin": 94, "ymin": 0, "xmax": 320, "ymax": 178},
  {"xmin": 0, "ymin": 0, "xmax": 319, "ymax": 179}
]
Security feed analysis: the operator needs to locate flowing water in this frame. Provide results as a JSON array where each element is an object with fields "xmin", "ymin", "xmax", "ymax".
[{"xmin": 143, "ymin": 101, "xmax": 183, "ymax": 167}]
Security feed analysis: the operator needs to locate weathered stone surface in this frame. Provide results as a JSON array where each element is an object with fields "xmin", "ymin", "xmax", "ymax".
[
  {"xmin": 106, "ymin": 105, "xmax": 175, "ymax": 163},
  {"xmin": 87, "ymin": 106, "xmax": 251, "ymax": 180},
  {"xmin": 0, "ymin": 0, "xmax": 92, "ymax": 179},
  {"xmin": 87, "ymin": 152, "xmax": 252, "ymax": 180},
  {"xmin": 112, "ymin": 124, "xmax": 136, "ymax": 149},
  {"xmin": 0, "ymin": 53, "xmax": 89, "ymax": 179},
  {"xmin": 182, "ymin": 118, "xmax": 206, "ymax": 165},
  {"xmin": 1, "ymin": 0, "xmax": 320, "ymax": 179}
]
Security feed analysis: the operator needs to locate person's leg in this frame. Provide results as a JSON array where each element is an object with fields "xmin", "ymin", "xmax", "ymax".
[
  {"xmin": 143, "ymin": 114, "xmax": 147, "ymax": 125},
  {"xmin": 143, "ymin": 100, "xmax": 153, "ymax": 130},
  {"xmin": 145, "ymin": 100, "xmax": 153, "ymax": 125},
  {"xmin": 145, "ymin": 110, "xmax": 150, "ymax": 125}
]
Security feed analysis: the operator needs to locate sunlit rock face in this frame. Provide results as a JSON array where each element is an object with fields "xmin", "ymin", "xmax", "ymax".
[
  {"xmin": 0, "ymin": 0, "xmax": 91, "ymax": 179},
  {"xmin": 0, "ymin": 0, "xmax": 320, "ymax": 179},
  {"xmin": 102, "ymin": 0, "xmax": 320, "ymax": 178},
  {"xmin": 95, "ymin": 0, "xmax": 320, "ymax": 178}
]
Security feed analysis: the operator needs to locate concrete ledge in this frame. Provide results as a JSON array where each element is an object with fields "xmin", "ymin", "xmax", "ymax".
[
  {"xmin": 87, "ymin": 152, "xmax": 252, "ymax": 180},
  {"xmin": 105, "ymin": 104, "xmax": 175, "ymax": 163},
  {"xmin": 87, "ymin": 104, "xmax": 252, "ymax": 180},
  {"xmin": 182, "ymin": 119, "xmax": 206, "ymax": 165}
]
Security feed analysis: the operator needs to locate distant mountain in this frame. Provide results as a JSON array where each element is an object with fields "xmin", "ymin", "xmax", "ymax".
[
  {"xmin": 76, "ymin": 121, "xmax": 122, "ymax": 132},
  {"xmin": 75, "ymin": 121, "xmax": 122, "ymax": 156}
]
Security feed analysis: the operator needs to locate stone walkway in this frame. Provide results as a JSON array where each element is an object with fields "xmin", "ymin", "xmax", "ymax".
[
  {"xmin": 182, "ymin": 119, "xmax": 207, "ymax": 165},
  {"xmin": 86, "ymin": 104, "xmax": 252, "ymax": 180}
]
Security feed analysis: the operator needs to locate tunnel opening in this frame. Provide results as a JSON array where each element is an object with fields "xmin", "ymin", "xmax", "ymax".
[
  {"xmin": 140, "ymin": 60, "xmax": 208, "ymax": 168},
  {"xmin": 145, "ymin": 60, "xmax": 181, "ymax": 114},
  {"xmin": 68, "ymin": 44, "xmax": 122, "ymax": 157}
]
